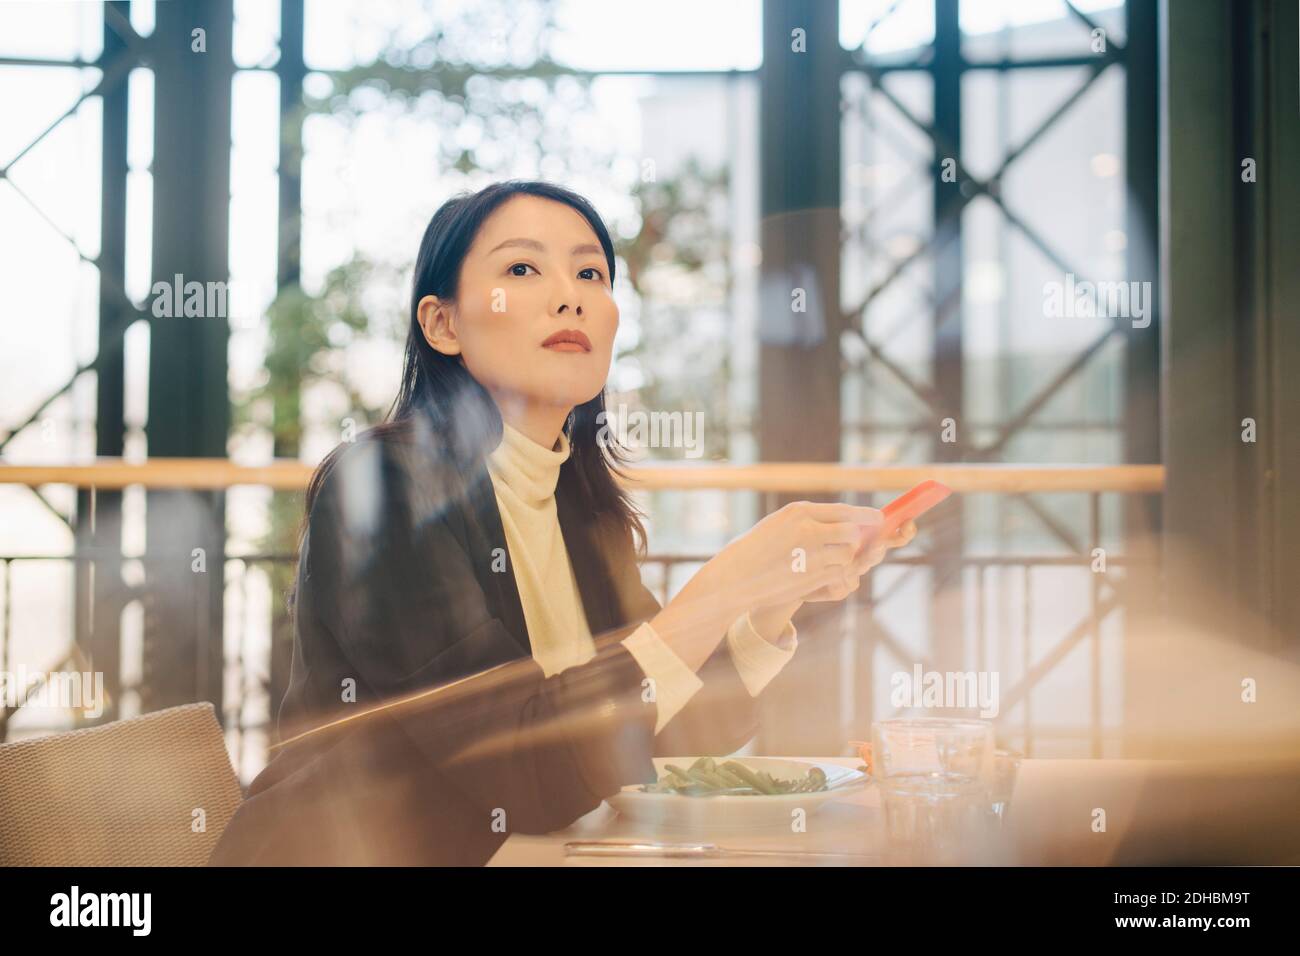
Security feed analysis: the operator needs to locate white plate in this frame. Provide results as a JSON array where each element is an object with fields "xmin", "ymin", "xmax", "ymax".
[{"xmin": 605, "ymin": 757, "xmax": 868, "ymax": 831}]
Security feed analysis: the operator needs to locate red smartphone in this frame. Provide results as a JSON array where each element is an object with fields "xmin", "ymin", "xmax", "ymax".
[
  {"xmin": 858, "ymin": 479, "xmax": 953, "ymax": 551},
  {"xmin": 882, "ymin": 479, "xmax": 953, "ymax": 535}
]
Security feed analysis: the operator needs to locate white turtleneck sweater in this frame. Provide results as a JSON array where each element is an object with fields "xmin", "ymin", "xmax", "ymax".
[{"xmin": 485, "ymin": 420, "xmax": 797, "ymax": 734}]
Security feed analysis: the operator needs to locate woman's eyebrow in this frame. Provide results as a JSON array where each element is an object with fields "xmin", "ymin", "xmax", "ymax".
[
  {"xmin": 488, "ymin": 237, "xmax": 603, "ymax": 257},
  {"xmin": 488, "ymin": 237, "xmax": 544, "ymax": 254}
]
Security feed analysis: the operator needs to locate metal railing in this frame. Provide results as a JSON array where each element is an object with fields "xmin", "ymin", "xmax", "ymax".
[{"xmin": 0, "ymin": 459, "xmax": 1162, "ymax": 766}]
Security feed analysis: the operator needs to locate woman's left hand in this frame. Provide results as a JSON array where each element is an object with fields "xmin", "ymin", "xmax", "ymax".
[
  {"xmin": 745, "ymin": 520, "xmax": 918, "ymax": 643},
  {"xmin": 801, "ymin": 519, "xmax": 917, "ymax": 604}
]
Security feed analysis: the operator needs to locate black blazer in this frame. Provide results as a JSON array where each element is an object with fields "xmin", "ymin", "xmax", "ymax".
[{"xmin": 208, "ymin": 419, "xmax": 761, "ymax": 865}]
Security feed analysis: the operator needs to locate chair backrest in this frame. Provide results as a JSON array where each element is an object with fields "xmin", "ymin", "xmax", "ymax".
[{"xmin": 0, "ymin": 702, "xmax": 244, "ymax": 866}]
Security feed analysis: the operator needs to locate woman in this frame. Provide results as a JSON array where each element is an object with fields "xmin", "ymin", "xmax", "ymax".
[{"xmin": 209, "ymin": 181, "xmax": 914, "ymax": 866}]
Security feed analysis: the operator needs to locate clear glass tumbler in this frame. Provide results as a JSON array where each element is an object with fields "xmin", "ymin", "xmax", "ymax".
[{"xmin": 871, "ymin": 717, "xmax": 997, "ymax": 863}]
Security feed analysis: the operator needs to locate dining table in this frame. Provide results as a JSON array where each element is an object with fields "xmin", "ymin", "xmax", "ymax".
[{"xmin": 487, "ymin": 755, "xmax": 1137, "ymax": 866}]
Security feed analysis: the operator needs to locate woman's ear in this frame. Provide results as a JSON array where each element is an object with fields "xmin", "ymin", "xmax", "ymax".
[{"xmin": 417, "ymin": 294, "xmax": 461, "ymax": 356}]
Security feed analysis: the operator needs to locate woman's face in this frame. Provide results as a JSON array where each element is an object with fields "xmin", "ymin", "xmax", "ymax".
[{"xmin": 422, "ymin": 194, "xmax": 618, "ymax": 415}]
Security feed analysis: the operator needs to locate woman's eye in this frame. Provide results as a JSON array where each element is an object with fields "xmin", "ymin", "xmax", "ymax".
[
  {"xmin": 508, "ymin": 263, "xmax": 536, "ymax": 277},
  {"xmin": 579, "ymin": 267, "xmax": 604, "ymax": 282}
]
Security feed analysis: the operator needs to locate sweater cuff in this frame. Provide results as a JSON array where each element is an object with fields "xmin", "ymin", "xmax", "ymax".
[
  {"xmin": 620, "ymin": 621, "xmax": 705, "ymax": 735},
  {"xmin": 725, "ymin": 611, "xmax": 798, "ymax": 697}
]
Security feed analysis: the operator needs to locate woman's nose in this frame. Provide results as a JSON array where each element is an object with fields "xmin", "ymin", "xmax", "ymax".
[{"xmin": 551, "ymin": 280, "xmax": 583, "ymax": 316}]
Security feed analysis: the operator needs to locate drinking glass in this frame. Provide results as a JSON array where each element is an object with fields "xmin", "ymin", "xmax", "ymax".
[{"xmin": 871, "ymin": 718, "xmax": 996, "ymax": 862}]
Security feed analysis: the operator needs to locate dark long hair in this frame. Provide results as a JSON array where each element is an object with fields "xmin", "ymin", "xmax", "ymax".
[{"xmin": 301, "ymin": 180, "xmax": 646, "ymax": 561}]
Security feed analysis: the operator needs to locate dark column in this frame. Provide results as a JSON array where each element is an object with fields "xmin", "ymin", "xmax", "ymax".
[
  {"xmin": 1262, "ymin": 1, "xmax": 1300, "ymax": 650},
  {"xmin": 267, "ymin": 0, "xmax": 306, "ymax": 740},
  {"xmin": 1154, "ymin": 0, "xmax": 1300, "ymax": 753},
  {"xmin": 142, "ymin": 0, "xmax": 234, "ymax": 713},
  {"xmin": 1123, "ymin": 0, "xmax": 1160, "ymax": 471},
  {"xmin": 930, "ymin": 0, "xmax": 964, "ymax": 673},
  {"xmin": 755, "ymin": 0, "xmax": 843, "ymax": 753},
  {"xmin": 81, "ymin": 0, "xmax": 134, "ymax": 723},
  {"xmin": 277, "ymin": 0, "xmax": 304, "ymax": 296},
  {"xmin": 1120, "ymin": 0, "xmax": 1161, "ymax": 755}
]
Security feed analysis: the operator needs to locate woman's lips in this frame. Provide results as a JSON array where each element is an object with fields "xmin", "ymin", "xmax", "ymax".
[{"xmin": 540, "ymin": 329, "xmax": 592, "ymax": 352}]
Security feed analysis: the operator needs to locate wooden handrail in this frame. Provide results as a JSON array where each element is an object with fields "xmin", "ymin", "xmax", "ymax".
[{"xmin": 0, "ymin": 458, "xmax": 1165, "ymax": 493}]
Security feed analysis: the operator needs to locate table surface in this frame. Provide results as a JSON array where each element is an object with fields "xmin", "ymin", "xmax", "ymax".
[{"xmin": 487, "ymin": 756, "xmax": 1129, "ymax": 866}]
